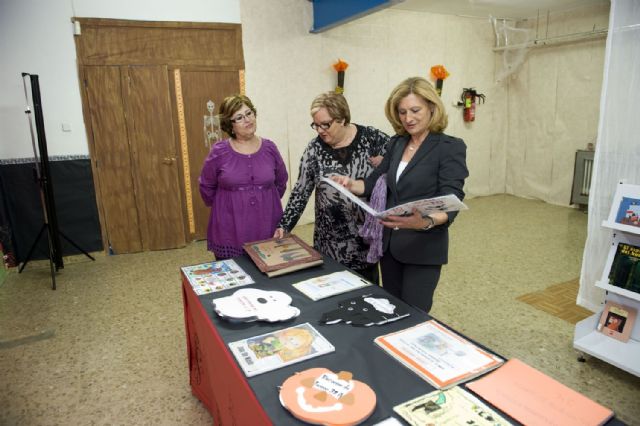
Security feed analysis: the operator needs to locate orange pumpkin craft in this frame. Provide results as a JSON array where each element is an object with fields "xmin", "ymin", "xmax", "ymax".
[{"xmin": 279, "ymin": 367, "xmax": 376, "ymax": 426}]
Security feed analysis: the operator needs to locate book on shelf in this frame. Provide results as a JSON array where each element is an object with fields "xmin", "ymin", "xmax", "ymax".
[
  {"xmin": 605, "ymin": 183, "xmax": 640, "ymax": 231},
  {"xmin": 320, "ymin": 177, "xmax": 467, "ymax": 218},
  {"xmin": 615, "ymin": 196, "xmax": 640, "ymax": 228},
  {"xmin": 393, "ymin": 386, "xmax": 510, "ymax": 426},
  {"xmin": 598, "ymin": 233, "xmax": 640, "ymax": 300},
  {"xmin": 180, "ymin": 259, "xmax": 254, "ymax": 295},
  {"xmin": 374, "ymin": 320, "xmax": 504, "ymax": 389},
  {"xmin": 227, "ymin": 322, "xmax": 335, "ymax": 377},
  {"xmin": 243, "ymin": 234, "xmax": 323, "ymax": 277},
  {"xmin": 466, "ymin": 358, "xmax": 614, "ymax": 426},
  {"xmin": 292, "ymin": 270, "xmax": 371, "ymax": 301},
  {"xmin": 597, "ymin": 300, "xmax": 637, "ymax": 342}
]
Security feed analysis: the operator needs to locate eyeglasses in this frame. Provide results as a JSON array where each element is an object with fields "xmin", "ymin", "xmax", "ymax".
[
  {"xmin": 230, "ymin": 110, "xmax": 255, "ymax": 123},
  {"xmin": 310, "ymin": 119, "xmax": 335, "ymax": 131}
]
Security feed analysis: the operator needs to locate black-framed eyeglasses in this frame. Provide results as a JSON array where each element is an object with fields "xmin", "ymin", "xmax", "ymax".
[
  {"xmin": 230, "ymin": 110, "xmax": 255, "ymax": 123},
  {"xmin": 310, "ymin": 119, "xmax": 335, "ymax": 131}
]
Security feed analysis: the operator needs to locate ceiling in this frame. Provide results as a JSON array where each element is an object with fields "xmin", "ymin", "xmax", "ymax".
[{"xmin": 390, "ymin": 0, "xmax": 610, "ymax": 20}]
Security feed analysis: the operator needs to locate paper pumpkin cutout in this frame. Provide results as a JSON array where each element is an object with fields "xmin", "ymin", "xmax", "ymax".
[
  {"xmin": 321, "ymin": 295, "xmax": 410, "ymax": 326},
  {"xmin": 212, "ymin": 288, "xmax": 299, "ymax": 322},
  {"xmin": 279, "ymin": 368, "xmax": 376, "ymax": 426}
]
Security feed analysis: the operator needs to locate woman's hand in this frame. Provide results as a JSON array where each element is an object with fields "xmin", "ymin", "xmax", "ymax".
[
  {"xmin": 273, "ymin": 228, "xmax": 285, "ymax": 239},
  {"xmin": 330, "ymin": 175, "xmax": 365, "ymax": 196},
  {"xmin": 380, "ymin": 209, "xmax": 445, "ymax": 230}
]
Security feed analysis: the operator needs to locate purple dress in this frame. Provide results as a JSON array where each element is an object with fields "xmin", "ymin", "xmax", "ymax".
[{"xmin": 199, "ymin": 138, "xmax": 288, "ymax": 259}]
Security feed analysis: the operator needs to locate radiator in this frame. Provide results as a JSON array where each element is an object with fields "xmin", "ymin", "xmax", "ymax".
[{"xmin": 570, "ymin": 150, "xmax": 595, "ymax": 206}]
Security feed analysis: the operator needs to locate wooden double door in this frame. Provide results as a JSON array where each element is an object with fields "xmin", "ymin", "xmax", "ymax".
[{"xmin": 75, "ymin": 19, "xmax": 244, "ymax": 254}]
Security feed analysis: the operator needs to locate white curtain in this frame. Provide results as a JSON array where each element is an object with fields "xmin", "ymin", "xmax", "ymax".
[{"xmin": 578, "ymin": 0, "xmax": 640, "ymax": 311}]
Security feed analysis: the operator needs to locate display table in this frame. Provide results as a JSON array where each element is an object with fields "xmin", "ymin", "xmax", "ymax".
[{"xmin": 181, "ymin": 255, "xmax": 621, "ymax": 425}]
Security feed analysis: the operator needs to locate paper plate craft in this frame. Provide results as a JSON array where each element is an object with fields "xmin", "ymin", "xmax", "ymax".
[
  {"xmin": 212, "ymin": 288, "xmax": 300, "ymax": 322},
  {"xmin": 279, "ymin": 368, "xmax": 376, "ymax": 426},
  {"xmin": 320, "ymin": 295, "xmax": 410, "ymax": 326}
]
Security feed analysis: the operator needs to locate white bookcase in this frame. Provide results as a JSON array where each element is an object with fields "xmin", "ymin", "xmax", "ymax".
[{"xmin": 573, "ymin": 183, "xmax": 640, "ymax": 377}]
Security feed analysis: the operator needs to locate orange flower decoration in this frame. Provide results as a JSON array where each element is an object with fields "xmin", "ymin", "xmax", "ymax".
[
  {"xmin": 430, "ymin": 65, "xmax": 450, "ymax": 80},
  {"xmin": 333, "ymin": 59, "xmax": 349, "ymax": 72}
]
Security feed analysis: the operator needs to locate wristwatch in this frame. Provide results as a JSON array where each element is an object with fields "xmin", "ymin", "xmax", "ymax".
[{"xmin": 421, "ymin": 216, "xmax": 435, "ymax": 231}]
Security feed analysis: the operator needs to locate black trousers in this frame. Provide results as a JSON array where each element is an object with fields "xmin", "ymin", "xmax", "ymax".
[
  {"xmin": 380, "ymin": 252, "xmax": 442, "ymax": 313},
  {"xmin": 352, "ymin": 263, "xmax": 379, "ymax": 285}
]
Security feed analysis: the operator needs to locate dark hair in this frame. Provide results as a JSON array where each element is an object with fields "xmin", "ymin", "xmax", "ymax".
[
  {"xmin": 219, "ymin": 95, "xmax": 257, "ymax": 137},
  {"xmin": 385, "ymin": 77, "xmax": 448, "ymax": 134}
]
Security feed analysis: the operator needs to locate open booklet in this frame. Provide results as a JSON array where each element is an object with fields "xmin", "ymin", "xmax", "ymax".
[{"xmin": 320, "ymin": 177, "xmax": 467, "ymax": 218}]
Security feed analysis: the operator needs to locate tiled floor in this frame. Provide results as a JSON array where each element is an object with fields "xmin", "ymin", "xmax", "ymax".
[{"xmin": 1, "ymin": 194, "xmax": 639, "ymax": 425}]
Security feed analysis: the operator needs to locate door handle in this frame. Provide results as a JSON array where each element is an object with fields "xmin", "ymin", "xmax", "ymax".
[{"xmin": 163, "ymin": 156, "xmax": 176, "ymax": 165}]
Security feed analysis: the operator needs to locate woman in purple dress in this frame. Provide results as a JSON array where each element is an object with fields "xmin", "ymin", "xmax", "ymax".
[{"xmin": 199, "ymin": 95, "xmax": 288, "ymax": 259}]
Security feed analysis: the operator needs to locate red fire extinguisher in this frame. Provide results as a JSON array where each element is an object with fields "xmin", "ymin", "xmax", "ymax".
[{"xmin": 459, "ymin": 88, "xmax": 486, "ymax": 122}]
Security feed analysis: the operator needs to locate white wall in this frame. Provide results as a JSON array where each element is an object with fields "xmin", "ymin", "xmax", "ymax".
[
  {"xmin": 0, "ymin": 0, "xmax": 240, "ymax": 159},
  {"xmin": 0, "ymin": 0, "xmax": 609, "ymax": 214},
  {"xmin": 241, "ymin": 0, "xmax": 505, "ymax": 224},
  {"xmin": 505, "ymin": 4, "xmax": 609, "ymax": 206}
]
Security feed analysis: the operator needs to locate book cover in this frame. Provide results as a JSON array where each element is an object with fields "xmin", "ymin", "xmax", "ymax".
[
  {"xmin": 279, "ymin": 368, "xmax": 376, "ymax": 426},
  {"xmin": 597, "ymin": 301, "xmax": 637, "ymax": 342},
  {"xmin": 243, "ymin": 235, "xmax": 323, "ymax": 278},
  {"xmin": 606, "ymin": 240, "xmax": 640, "ymax": 296},
  {"xmin": 374, "ymin": 320, "xmax": 503, "ymax": 389},
  {"xmin": 393, "ymin": 386, "xmax": 509, "ymax": 426},
  {"xmin": 228, "ymin": 323, "xmax": 335, "ymax": 377},
  {"xmin": 292, "ymin": 270, "xmax": 371, "ymax": 301},
  {"xmin": 466, "ymin": 358, "xmax": 614, "ymax": 426},
  {"xmin": 614, "ymin": 196, "xmax": 640, "ymax": 228},
  {"xmin": 320, "ymin": 177, "xmax": 468, "ymax": 218},
  {"xmin": 180, "ymin": 259, "xmax": 254, "ymax": 295}
]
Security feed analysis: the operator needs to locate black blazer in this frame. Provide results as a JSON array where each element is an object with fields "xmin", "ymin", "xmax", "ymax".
[{"xmin": 364, "ymin": 132, "xmax": 468, "ymax": 265}]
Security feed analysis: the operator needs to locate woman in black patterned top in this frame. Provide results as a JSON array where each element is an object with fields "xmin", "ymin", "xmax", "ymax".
[{"xmin": 274, "ymin": 92, "xmax": 389, "ymax": 282}]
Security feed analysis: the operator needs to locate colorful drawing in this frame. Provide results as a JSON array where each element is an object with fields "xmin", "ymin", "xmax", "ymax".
[{"xmin": 615, "ymin": 197, "xmax": 640, "ymax": 227}]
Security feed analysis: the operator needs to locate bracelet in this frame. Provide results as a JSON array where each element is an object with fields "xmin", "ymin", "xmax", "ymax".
[{"xmin": 421, "ymin": 216, "xmax": 435, "ymax": 231}]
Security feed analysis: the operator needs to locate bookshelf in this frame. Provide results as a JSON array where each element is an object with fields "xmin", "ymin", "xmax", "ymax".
[{"xmin": 574, "ymin": 183, "xmax": 640, "ymax": 377}]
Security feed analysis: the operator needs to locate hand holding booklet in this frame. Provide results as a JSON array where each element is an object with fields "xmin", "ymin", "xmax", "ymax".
[{"xmin": 320, "ymin": 177, "xmax": 467, "ymax": 218}]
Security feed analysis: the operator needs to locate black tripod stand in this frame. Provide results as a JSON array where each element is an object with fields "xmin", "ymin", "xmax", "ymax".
[{"xmin": 20, "ymin": 73, "xmax": 94, "ymax": 290}]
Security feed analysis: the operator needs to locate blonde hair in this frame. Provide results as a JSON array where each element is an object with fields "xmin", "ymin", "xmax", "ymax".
[
  {"xmin": 219, "ymin": 94, "xmax": 257, "ymax": 137},
  {"xmin": 277, "ymin": 328, "xmax": 314, "ymax": 362},
  {"xmin": 310, "ymin": 92, "xmax": 351, "ymax": 124},
  {"xmin": 385, "ymin": 77, "xmax": 448, "ymax": 134}
]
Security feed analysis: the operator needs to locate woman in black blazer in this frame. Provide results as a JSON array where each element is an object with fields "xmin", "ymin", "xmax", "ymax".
[{"xmin": 332, "ymin": 77, "xmax": 468, "ymax": 313}]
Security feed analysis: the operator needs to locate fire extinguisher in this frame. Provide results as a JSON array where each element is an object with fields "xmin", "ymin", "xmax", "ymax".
[{"xmin": 458, "ymin": 88, "xmax": 486, "ymax": 122}]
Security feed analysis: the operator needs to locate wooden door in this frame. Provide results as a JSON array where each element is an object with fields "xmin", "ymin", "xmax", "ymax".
[
  {"xmin": 124, "ymin": 65, "xmax": 186, "ymax": 250},
  {"xmin": 83, "ymin": 66, "xmax": 143, "ymax": 253},
  {"xmin": 176, "ymin": 69, "xmax": 240, "ymax": 240}
]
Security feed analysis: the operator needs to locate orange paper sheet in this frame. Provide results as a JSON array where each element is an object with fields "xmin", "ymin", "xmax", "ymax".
[{"xmin": 466, "ymin": 359, "xmax": 613, "ymax": 426}]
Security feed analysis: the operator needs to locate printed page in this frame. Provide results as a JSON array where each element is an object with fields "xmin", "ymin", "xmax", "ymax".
[
  {"xmin": 293, "ymin": 271, "xmax": 371, "ymax": 301},
  {"xmin": 375, "ymin": 321, "xmax": 502, "ymax": 388},
  {"xmin": 228, "ymin": 323, "xmax": 335, "ymax": 377}
]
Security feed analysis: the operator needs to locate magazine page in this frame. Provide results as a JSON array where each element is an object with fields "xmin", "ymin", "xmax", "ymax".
[
  {"xmin": 375, "ymin": 320, "xmax": 503, "ymax": 388},
  {"xmin": 320, "ymin": 177, "xmax": 379, "ymax": 216},
  {"xmin": 228, "ymin": 323, "xmax": 335, "ymax": 377},
  {"xmin": 292, "ymin": 270, "xmax": 372, "ymax": 301},
  {"xmin": 393, "ymin": 386, "xmax": 510, "ymax": 426},
  {"xmin": 320, "ymin": 177, "xmax": 467, "ymax": 218},
  {"xmin": 181, "ymin": 259, "xmax": 254, "ymax": 295}
]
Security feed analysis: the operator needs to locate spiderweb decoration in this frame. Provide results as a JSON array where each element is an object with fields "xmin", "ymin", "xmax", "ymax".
[{"xmin": 492, "ymin": 16, "xmax": 534, "ymax": 82}]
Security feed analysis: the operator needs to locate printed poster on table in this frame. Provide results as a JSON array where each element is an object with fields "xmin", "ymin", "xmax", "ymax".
[
  {"xmin": 181, "ymin": 259, "xmax": 254, "ymax": 295},
  {"xmin": 228, "ymin": 322, "xmax": 335, "ymax": 377},
  {"xmin": 374, "ymin": 320, "xmax": 503, "ymax": 389}
]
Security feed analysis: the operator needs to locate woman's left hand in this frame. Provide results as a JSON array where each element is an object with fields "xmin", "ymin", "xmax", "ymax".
[{"xmin": 380, "ymin": 209, "xmax": 425, "ymax": 230}]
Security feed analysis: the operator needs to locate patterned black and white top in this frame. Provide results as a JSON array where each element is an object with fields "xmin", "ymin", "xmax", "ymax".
[{"xmin": 278, "ymin": 124, "xmax": 390, "ymax": 271}]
